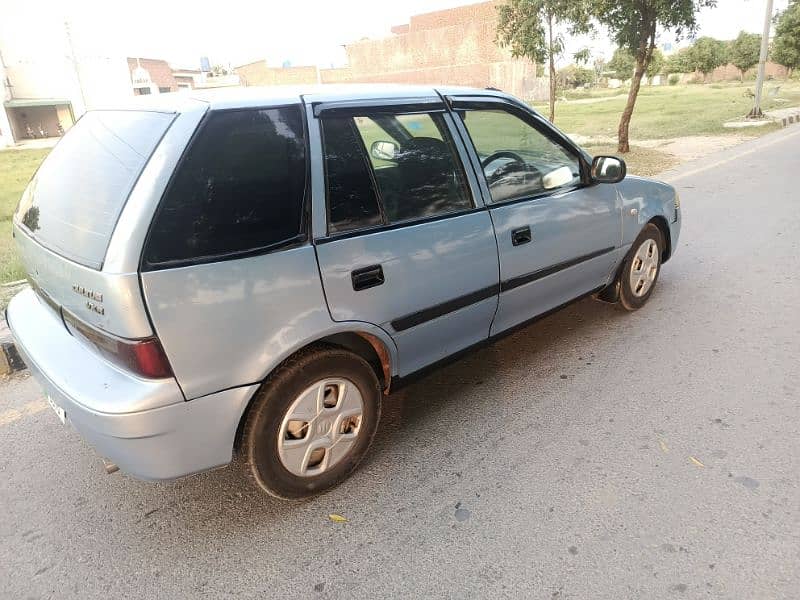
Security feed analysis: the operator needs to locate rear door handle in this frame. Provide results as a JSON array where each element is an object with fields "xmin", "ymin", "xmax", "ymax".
[
  {"xmin": 511, "ymin": 226, "xmax": 532, "ymax": 246},
  {"xmin": 351, "ymin": 264, "xmax": 385, "ymax": 291}
]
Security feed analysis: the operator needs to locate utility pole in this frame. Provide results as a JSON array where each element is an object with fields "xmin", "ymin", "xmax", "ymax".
[
  {"xmin": 749, "ymin": 0, "xmax": 775, "ymax": 118},
  {"xmin": 64, "ymin": 20, "xmax": 88, "ymax": 113}
]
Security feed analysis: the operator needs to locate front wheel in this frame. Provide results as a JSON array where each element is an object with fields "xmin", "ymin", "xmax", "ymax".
[
  {"xmin": 240, "ymin": 347, "xmax": 382, "ymax": 499},
  {"xmin": 618, "ymin": 223, "xmax": 664, "ymax": 311}
]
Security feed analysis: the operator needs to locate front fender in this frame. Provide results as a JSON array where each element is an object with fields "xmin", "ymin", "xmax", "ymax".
[{"xmin": 615, "ymin": 176, "xmax": 680, "ymax": 258}]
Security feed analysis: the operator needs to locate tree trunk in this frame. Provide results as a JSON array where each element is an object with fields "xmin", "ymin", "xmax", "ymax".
[
  {"xmin": 617, "ymin": 29, "xmax": 656, "ymax": 154},
  {"xmin": 547, "ymin": 12, "xmax": 556, "ymax": 122}
]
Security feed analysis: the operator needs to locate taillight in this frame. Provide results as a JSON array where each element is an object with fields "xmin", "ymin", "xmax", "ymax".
[{"xmin": 62, "ymin": 310, "xmax": 173, "ymax": 379}]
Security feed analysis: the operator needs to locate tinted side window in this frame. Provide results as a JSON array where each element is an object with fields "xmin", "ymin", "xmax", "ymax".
[
  {"xmin": 459, "ymin": 109, "xmax": 580, "ymax": 204},
  {"xmin": 353, "ymin": 113, "xmax": 473, "ymax": 224},
  {"xmin": 144, "ymin": 106, "xmax": 307, "ymax": 266},
  {"xmin": 321, "ymin": 117, "xmax": 383, "ymax": 234},
  {"xmin": 321, "ymin": 111, "xmax": 474, "ymax": 235}
]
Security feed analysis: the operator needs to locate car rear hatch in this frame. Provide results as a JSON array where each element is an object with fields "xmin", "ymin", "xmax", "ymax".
[{"xmin": 12, "ymin": 109, "xmax": 177, "ymax": 380}]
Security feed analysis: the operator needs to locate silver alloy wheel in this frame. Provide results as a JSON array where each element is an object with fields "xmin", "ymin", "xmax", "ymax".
[
  {"xmin": 277, "ymin": 378, "xmax": 364, "ymax": 477},
  {"xmin": 629, "ymin": 238, "xmax": 659, "ymax": 297}
]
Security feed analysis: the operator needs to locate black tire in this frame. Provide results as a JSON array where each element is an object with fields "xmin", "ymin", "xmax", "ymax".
[
  {"xmin": 618, "ymin": 223, "xmax": 664, "ymax": 311},
  {"xmin": 240, "ymin": 346, "xmax": 381, "ymax": 500}
]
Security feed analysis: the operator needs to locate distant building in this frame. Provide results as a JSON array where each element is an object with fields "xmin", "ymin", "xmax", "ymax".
[
  {"xmin": 172, "ymin": 68, "xmax": 201, "ymax": 90},
  {"xmin": 233, "ymin": 1, "xmax": 544, "ymax": 99},
  {"xmin": 0, "ymin": 17, "xmax": 132, "ymax": 146},
  {"xmin": 342, "ymin": 0, "xmax": 540, "ymax": 96},
  {"xmin": 193, "ymin": 73, "xmax": 241, "ymax": 89},
  {"xmin": 128, "ymin": 57, "xmax": 180, "ymax": 95},
  {"xmin": 127, "ymin": 58, "xmax": 202, "ymax": 95}
]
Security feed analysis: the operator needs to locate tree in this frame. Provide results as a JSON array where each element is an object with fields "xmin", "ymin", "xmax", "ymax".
[
  {"xmin": 728, "ymin": 31, "xmax": 761, "ymax": 81},
  {"xmin": 689, "ymin": 36, "xmax": 728, "ymax": 80},
  {"xmin": 646, "ymin": 48, "xmax": 665, "ymax": 81},
  {"xmin": 607, "ymin": 48, "xmax": 635, "ymax": 79},
  {"xmin": 496, "ymin": 0, "xmax": 592, "ymax": 122},
  {"xmin": 592, "ymin": 0, "xmax": 716, "ymax": 153},
  {"xmin": 573, "ymin": 47, "xmax": 591, "ymax": 65},
  {"xmin": 558, "ymin": 64, "xmax": 596, "ymax": 88},
  {"xmin": 665, "ymin": 47, "xmax": 694, "ymax": 74},
  {"xmin": 773, "ymin": 1, "xmax": 800, "ymax": 79},
  {"xmin": 593, "ymin": 56, "xmax": 606, "ymax": 80}
]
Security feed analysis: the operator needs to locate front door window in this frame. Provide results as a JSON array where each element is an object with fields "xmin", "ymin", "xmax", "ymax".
[{"xmin": 459, "ymin": 109, "xmax": 581, "ymax": 203}]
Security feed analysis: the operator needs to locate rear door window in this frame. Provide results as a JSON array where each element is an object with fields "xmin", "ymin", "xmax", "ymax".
[
  {"xmin": 143, "ymin": 106, "xmax": 307, "ymax": 268},
  {"xmin": 321, "ymin": 110, "xmax": 472, "ymax": 233},
  {"xmin": 321, "ymin": 117, "xmax": 383, "ymax": 234},
  {"xmin": 15, "ymin": 110, "xmax": 174, "ymax": 269}
]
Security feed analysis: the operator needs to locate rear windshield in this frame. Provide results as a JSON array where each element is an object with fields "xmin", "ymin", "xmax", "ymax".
[{"xmin": 15, "ymin": 110, "xmax": 174, "ymax": 269}]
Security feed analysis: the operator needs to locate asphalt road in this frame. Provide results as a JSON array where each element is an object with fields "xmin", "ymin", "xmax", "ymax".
[{"xmin": 1, "ymin": 126, "xmax": 798, "ymax": 600}]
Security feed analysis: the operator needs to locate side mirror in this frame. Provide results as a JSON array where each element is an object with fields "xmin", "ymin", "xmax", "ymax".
[
  {"xmin": 591, "ymin": 155, "xmax": 626, "ymax": 184},
  {"xmin": 370, "ymin": 140, "xmax": 398, "ymax": 161}
]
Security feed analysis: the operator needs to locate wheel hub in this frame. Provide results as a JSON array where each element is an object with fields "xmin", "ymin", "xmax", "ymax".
[
  {"xmin": 277, "ymin": 378, "xmax": 364, "ymax": 477},
  {"xmin": 629, "ymin": 238, "xmax": 659, "ymax": 297}
]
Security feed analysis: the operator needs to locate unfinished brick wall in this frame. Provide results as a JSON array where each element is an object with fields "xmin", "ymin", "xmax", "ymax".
[
  {"xmin": 708, "ymin": 61, "xmax": 788, "ymax": 82},
  {"xmin": 233, "ymin": 1, "xmax": 546, "ymax": 99},
  {"xmin": 236, "ymin": 62, "xmax": 320, "ymax": 86},
  {"xmin": 340, "ymin": 1, "xmax": 542, "ymax": 97}
]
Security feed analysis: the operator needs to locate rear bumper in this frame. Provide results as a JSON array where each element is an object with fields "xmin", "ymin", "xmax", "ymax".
[{"xmin": 7, "ymin": 288, "xmax": 257, "ymax": 480}]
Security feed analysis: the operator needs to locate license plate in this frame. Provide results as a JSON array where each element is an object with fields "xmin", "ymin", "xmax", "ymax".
[{"xmin": 45, "ymin": 394, "xmax": 66, "ymax": 425}]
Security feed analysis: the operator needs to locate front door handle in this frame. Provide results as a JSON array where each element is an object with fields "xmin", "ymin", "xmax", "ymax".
[
  {"xmin": 351, "ymin": 264, "xmax": 385, "ymax": 291},
  {"xmin": 511, "ymin": 226, "xmax": 532, "ymax": 246}
]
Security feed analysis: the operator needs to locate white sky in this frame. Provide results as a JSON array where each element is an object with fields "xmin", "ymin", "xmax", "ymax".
[{"xmin": 4, "ymin": 0, "xmax": 790, "ymax": 70}]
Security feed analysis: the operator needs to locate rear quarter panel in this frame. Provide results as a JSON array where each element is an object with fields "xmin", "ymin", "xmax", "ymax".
[{"xmin": 140, "ymin": 245, "xmax": 398, "ymax": 400}]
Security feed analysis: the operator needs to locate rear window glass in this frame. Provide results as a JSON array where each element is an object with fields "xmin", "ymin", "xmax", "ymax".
[
  {"xmin": 143, "ymin": 106, "xmax": 307, "ymax": 267},
  {"xmin": 15, "ymin": 110, "xmax": 174, "ymax": 269}
]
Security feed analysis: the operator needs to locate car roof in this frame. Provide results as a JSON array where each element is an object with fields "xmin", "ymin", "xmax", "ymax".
[{"xmin": 92, "ymin": 84, "xmax": 511, "ymax": 113}]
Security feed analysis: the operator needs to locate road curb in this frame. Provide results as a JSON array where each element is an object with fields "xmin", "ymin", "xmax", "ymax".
[
  {"xmin": 0, "ymin": 318, "xmax": 26, "ymax": 376},
  {"xmin": 778, "ymin": 112, "xmax": 800, "ymax": 127}
]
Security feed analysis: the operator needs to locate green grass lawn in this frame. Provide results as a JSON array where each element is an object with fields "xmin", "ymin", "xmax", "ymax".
[
  {"xmin": 535, "ymin": 81, "xmax": 800, "ymax": 139},
  {"xmin": 0, "ymin": 148, "xmax": 49, "ymax": 283}
]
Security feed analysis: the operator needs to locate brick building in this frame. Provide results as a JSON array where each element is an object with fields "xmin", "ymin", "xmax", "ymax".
[
  {"xmin": 234, "ymin": 1, "xmax": 545, "ymax": 99},
  {"xmin": 128, "ymin": 58, "xmax": 179, "ymax": 95}
]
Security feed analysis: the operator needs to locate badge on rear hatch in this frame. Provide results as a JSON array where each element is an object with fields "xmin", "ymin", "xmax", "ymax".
[
  {"xmin": 72, "ymin": 284, "xmax": 103, "ymax": 303},
  {"xmin": 72, "ymin": 284, "xmax": 105, "ymax": 315}
]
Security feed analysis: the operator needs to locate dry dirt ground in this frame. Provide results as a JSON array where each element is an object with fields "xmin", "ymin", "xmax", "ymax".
[
  {"xmin": 636, "ymin": 135, "xmax": 755, "ymax": 162},
  {"xmin": 573, "ymin": 134, "xmax": 755, "ymax": 163}
]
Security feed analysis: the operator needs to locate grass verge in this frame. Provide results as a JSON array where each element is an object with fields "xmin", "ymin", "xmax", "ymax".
[
  {"xmin": 535, "ymin": 81, "xmax": 800, "ymax": 139},
  {"xmin": 0, "ymin": 148, "xmax": 50, "ymax": 284}
]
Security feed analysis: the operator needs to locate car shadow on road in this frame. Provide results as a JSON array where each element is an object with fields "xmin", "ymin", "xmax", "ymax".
[{"xmin": 112, "ymin": 294, "xmax": 633, "ymax": 539}]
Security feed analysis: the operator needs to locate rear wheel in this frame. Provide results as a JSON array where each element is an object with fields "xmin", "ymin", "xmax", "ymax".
[
  {"xmin": 618, "ymin": 223, "xmax": 664, "ymax": 311},
  {"xmin": 241, "ymin": 347, "xmax": 381, "ymax": 499}
]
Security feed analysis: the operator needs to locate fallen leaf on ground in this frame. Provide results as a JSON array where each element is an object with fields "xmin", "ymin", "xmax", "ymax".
[
  {"xmin": 659, "ymin": 439, "xmax": 669, "ymax": 453},
  {"xmin": 328, "ymin": 514, "xmax": 348, "ymax": 523},
  {"xmin": 688, "ymin": 456, "xmax": 705, "ymax": 468}
]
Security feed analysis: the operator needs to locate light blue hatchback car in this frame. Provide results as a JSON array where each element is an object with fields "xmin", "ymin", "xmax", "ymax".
[{"xmin": 7, "ymin": 84, "xmax": 680, "ymax": 499}]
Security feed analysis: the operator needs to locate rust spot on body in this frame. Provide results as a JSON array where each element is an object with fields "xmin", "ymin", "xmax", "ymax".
[{"xmin": 355, "ymin": 332, "xmax": 392, "ymax": 394}]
